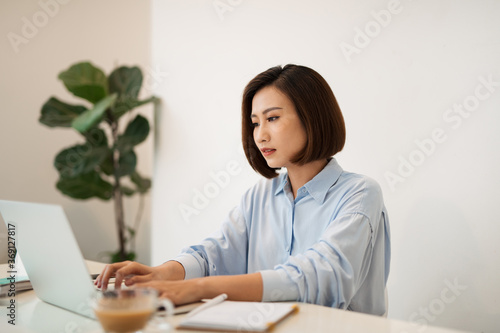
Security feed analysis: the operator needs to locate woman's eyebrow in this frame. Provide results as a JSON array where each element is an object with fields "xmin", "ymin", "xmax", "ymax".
[{"xmin": 251, "ymin": 107, "xmax": 283, "ymax": 118}]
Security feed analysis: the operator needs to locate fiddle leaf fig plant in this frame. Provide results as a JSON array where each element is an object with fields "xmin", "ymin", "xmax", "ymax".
[{"xmin": 39, "ymin": 61, "xmax": 156, "ymax": 262}]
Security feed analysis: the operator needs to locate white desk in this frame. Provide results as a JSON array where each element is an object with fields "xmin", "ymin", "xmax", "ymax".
[{"xmin": 0, "ymin": 261, "xmax": 471, "ymax": 333}]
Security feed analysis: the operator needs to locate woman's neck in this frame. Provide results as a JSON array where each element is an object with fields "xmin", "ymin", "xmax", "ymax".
[{"xmin": 287, "ymin": 159, "xmax": 329, "ymax": 199}]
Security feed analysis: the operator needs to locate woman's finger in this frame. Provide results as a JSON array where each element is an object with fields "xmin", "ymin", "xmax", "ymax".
[
  {"xmin": 114, "ymin": 262, "xmax": 152, "ymax": 288},
  {"xmin": 96, "ymin": 261, "xmax": 131, "ymax": 289},
  {"xmin": 124, "ymin": 273, "xmax": 154, "ymax": 286}
]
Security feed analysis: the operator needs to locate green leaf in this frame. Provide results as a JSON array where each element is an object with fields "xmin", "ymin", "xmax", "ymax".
[
  {"xmin": 130, "ymin": 171, "xmax": 151, "ymax": 194},
  {"xmin": 108, "ymin": 66, "xmax": 143, "ymax": 99},
  {"xmin": 117, "ymin": 150, "xmax": 137, "ymax": 177},
  {"xmin": 39, "ymin": 97, "xmax": 87, "ymax": 128},
  {"xmin": 58, "ymin": 62, "xmax": 108, "ymax": 103},
  {"xmin": 111, "ymin": 250, "xmax": 135, "ymax": 263},
  {"xmin": 54, "ymin": 142, "xmax": 110, "ymax": 178},
  {"xmin": 117, "ymin": 115, "xmax": 150, "ymax": 152},
  {"xmin": 126, "ymin": 227, "xmax": 136, "ymax": 238},
  {"xmin": 108, "ymin": 66, "xmax": 155, "ymax": 120},
  {"xmin": 72, "ymin": 94, "xmax": 117, "ymax": 133},
  {"xmin": 99, "ymin": 152, "xmax": 113, "ymax": 176},
  {"xmin": 99, "ymin": 150, "xmax": 137, "ymax": 178},
  {"xmin": 56, "ymin": 171, "xmax": 113, "ymax": 200},
  {"xmin": 83, "ymin": 128, "xmax": 108, "ymax": 148},
  {"xmin": 112, "ymin": 96, "xmax": 157, "ymax": 120},
  {"xmin": 55, "ymin": 129, "xmax": 109, "ymax": 177},
  {"xmin": 121, "ymin": 185, "xmax": 135, "ymax": 196}
]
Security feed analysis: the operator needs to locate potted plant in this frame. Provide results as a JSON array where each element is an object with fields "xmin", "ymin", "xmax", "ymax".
[{"xmin": 39, "ymin": 61, "xmax": 156, "ymax": 262}]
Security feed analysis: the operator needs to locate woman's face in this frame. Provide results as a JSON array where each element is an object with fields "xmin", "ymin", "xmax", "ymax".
[{"xmin": 251, "ymin": 86, "xmax": 307, "ymax": 169}]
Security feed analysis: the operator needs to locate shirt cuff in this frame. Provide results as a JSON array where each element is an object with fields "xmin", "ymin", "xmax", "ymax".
[
  {"xmin": 260, "ymin": 269, "xmax": 300, "ymax": 302},
  {"xmin": 171, "ymin": 253, "xmax": 204, "ymax": 280}
]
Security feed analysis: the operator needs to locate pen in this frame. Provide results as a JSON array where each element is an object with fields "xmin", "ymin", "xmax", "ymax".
[{"xmin": 186, "ymin": 293, "xmax": 228, "ymax": 318}]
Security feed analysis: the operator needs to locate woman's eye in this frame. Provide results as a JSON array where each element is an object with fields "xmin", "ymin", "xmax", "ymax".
[
  {"xmin": 252, "ymin": 122, "xmax": 259, "ymax": 127},
  {"xmin": 268, "ymin": 116, "xmax": 279, "ymax": 122}
]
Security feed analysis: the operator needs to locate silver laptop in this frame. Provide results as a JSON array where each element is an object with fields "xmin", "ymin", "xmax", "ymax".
[{"xmin": 0, "ymin": 200, "xmax": 96, "ymax": 319}]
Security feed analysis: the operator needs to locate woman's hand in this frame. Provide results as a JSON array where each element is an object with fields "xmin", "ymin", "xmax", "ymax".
[
  {"xmin": 95, "ymin": 260, "xmax": 185, "ymax": 290},
  {"xmin": 135, "ymin": 279, "xmax": 205, "ymax": 305}
]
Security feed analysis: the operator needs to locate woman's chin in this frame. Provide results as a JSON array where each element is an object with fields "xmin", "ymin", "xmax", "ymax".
[{"xmin": 266, "ymin": 162, "xmax": 283, "ymax": 169}]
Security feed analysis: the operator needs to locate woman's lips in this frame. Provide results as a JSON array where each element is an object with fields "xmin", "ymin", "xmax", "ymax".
[{"xmin": 261, "ymin": 148, "xmax": 276, "ymax": 157}]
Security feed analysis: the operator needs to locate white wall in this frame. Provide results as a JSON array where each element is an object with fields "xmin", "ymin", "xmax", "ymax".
[
  {"xmin": 151, "ymin": 1, "xmax": 500, "ymax": 332},
  {"xmin": 0, "ymin": 0, "xmax": 154, "ymax": 264}
]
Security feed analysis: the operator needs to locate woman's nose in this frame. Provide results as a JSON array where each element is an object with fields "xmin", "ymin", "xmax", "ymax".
[{"xmin": 254, "ymin": 125, "xmax": 269, "ymax": 143}]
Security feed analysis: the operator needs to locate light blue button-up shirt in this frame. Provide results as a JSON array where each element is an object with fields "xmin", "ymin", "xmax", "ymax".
[{"xmin": 174, "ymin": 158, "xmax": 391, "ymax": 315}]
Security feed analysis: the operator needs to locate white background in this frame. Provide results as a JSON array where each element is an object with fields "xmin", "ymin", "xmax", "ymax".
[{"xmin": 151, "ymin": 1, "xmax": 500, "ymax": 332}]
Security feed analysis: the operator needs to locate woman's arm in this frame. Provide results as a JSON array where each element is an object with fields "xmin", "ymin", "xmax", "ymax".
[
  {"xmin": 96, "ymin": 260, "xmax": 263, "ymax": 305},
  {"xmin": 135, "ymin": 272, "xmax": 263, "ymax": 305}
]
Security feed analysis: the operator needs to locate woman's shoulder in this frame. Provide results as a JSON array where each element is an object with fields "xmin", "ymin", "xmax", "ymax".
[
  {"xmin": 333, "ymin": 169, "xmax": 386, "ymax": 216},
  {"xmin": 338, "ymin": 170, "xmax": 383, "ymax": 195}
]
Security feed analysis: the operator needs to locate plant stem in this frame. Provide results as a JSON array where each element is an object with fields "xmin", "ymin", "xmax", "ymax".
[
  {"xmin": 131, "ymin": 194, "xmax": 145, "ymax": 253},
  {"xmin": 111, "ymin": 119, "xmax": 126, "ymax": 262}
]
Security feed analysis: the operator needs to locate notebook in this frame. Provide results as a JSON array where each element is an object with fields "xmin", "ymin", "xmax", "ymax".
[
  {"xmin": 0, "ymin": 252, "xmax": 31, "ymax": 298},
  {"xmin": 0, "ymin": 200, "xmax": 96, "ymax": 319},
  {"xmin": 178, "ymin": 301, "xmax": 299, "ymax": 332}
]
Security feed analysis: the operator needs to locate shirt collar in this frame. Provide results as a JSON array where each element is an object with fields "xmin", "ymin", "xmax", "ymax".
[
  {"xmin": 275, "ymin": 172, "xmax": 288, "ymax": 196},
  {"xmin": 274, "ymin": 158, "xmax": 343, "ymax": 203}
]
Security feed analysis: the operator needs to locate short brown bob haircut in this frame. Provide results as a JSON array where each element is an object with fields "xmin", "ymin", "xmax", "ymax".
[{"xmin": 242, "ymin": 64, "xmax": 346, "ymax": 179}]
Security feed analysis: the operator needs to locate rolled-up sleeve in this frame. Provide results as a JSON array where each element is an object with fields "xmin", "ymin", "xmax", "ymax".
[
  {"xmin": 173, "ymin": 252, "xmax": 205, "ymax": 280},
  {"xmin": 260, "ymin": 269, "xmax": 300, "ymax": 302},
  {"xmin": 262, "ymin": 212, "xmax": 375, "ymax": 308}
]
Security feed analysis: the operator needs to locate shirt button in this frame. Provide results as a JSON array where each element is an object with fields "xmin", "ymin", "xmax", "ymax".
[{"xmin": 301, "ymin": 188, "xmax": 306, "ymax": 193}]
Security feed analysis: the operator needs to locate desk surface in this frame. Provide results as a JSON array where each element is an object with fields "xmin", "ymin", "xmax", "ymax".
[{"xmin": 0, "ymin": 261, "xmax": 471, "ymax": 333}]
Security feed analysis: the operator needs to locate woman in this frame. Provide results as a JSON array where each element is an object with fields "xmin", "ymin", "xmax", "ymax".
[{"xmin": 96, "ymin": 64, "xmax": 391, "ymax": 315}]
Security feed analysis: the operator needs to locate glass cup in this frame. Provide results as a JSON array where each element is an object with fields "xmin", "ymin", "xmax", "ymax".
[{"xmin": 90, "ymin": 288, "xmax": 174, "ymax": 333}]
